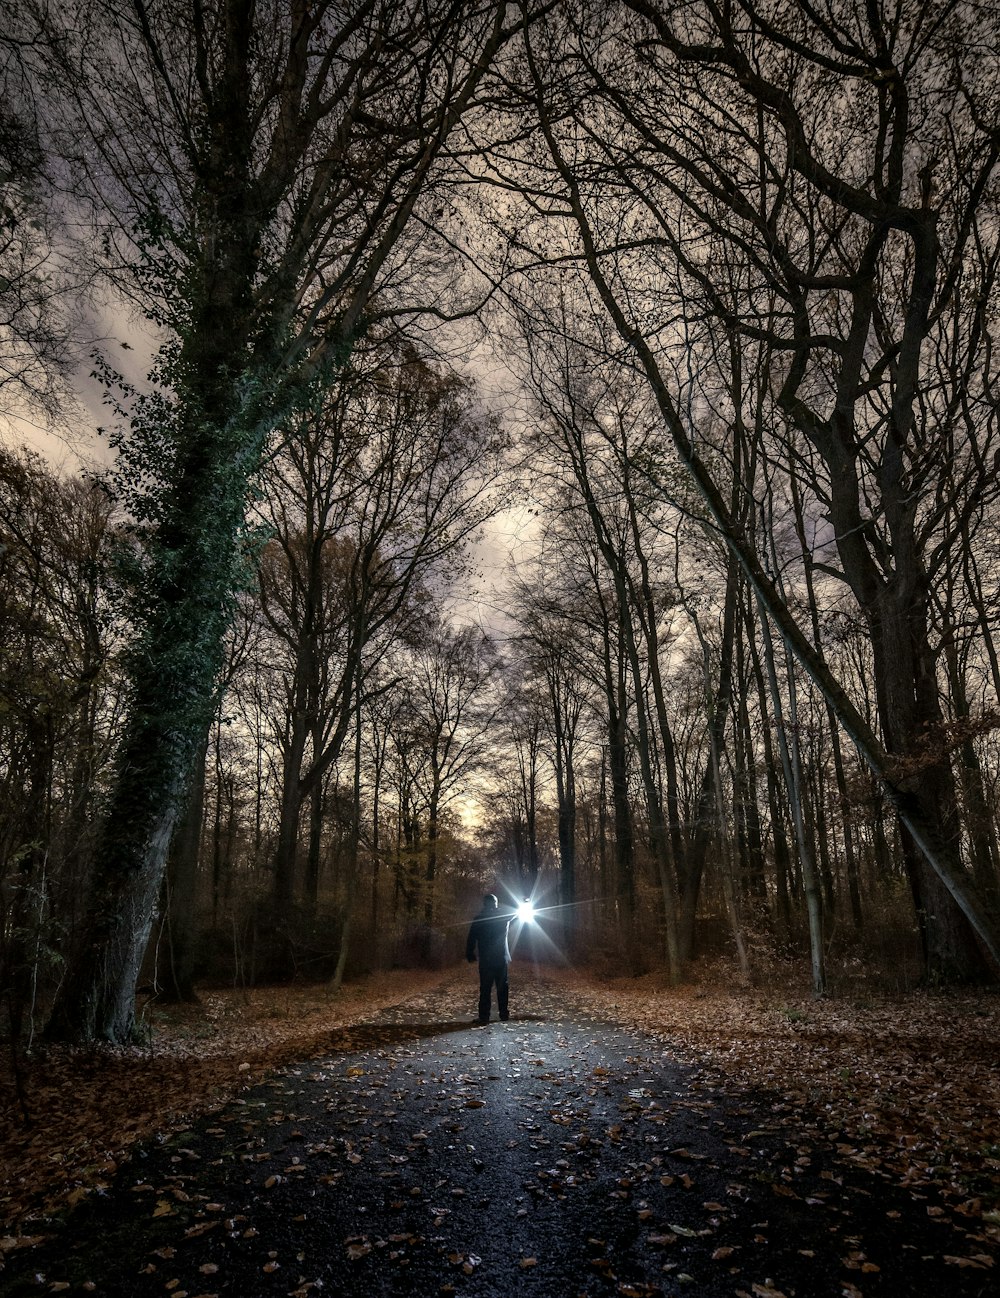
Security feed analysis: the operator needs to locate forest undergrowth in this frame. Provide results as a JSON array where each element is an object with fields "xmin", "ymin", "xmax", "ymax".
[{"xmin": 1, "ymin": 960, "xmax": 998, "ymax": 1259}]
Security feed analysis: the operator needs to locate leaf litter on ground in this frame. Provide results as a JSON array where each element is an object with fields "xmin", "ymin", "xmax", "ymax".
[
  {"xmin": 549, "ymin": 965, "xmax": 1000, "ymax": 1249},
  {"xmin": 1, "ymin": 958, "xmax": 998, "ymax": 1286}
]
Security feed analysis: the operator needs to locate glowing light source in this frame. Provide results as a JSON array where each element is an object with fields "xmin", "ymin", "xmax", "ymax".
[{"xmin": 516, "ymin": 900, "xmax": 535, "ymax": 924}]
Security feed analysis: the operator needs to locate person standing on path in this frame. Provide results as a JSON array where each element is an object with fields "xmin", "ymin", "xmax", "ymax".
[{"xmin": 466, "ymin": 893, "xmax": 512, "ymax": 1023}]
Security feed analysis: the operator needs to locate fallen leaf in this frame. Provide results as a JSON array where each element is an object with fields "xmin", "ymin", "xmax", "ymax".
[{"xmin": 0, "ymin": 1236, "xmax": 47, "ymax": 1253}]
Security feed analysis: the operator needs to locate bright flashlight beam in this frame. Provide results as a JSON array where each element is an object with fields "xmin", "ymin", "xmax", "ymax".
[{"xmin": 516, "ymin": 900, "xmax": 535, "ymax": 924}]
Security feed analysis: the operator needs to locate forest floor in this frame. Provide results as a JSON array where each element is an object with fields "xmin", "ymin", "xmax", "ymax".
[{"xmin": 0, "ymin": 961, "xmax": 998, "ymax": 1295}]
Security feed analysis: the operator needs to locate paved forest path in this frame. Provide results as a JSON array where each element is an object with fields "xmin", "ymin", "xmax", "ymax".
[{"xmin": 2, "ymin": 969, "xmax": 994, "ymax": 1297}]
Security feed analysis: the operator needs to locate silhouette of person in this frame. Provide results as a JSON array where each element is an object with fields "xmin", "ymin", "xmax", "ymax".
[{"xmin": 465, "ymin": 893, "xmax": 512, "ymax": 1024}]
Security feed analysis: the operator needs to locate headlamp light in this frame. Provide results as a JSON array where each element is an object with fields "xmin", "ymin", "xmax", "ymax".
[{"xmin": 516, "ymin": 900, "xmax": 535, "ymax": 924}]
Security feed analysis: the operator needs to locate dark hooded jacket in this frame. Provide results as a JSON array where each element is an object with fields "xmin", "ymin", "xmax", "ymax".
[{"xmin": 466, "ymin": 901, "xmax": 512, "ymax": 970}]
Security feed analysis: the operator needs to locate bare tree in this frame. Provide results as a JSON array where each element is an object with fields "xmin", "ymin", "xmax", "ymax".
[
  {"xmin": 506, "ymin": 0, "xmax": 1000, "ymax": 978},
  {"xmin": 0, "ymin": 448, "xmax": 115, "ymax": 1037},
  {"xmin": 0, "ymin": 9, "xmax": 83, "ymax": 423},
  {"xmin": 398, "ymin": 619, "xmax": 500, "ymax": 926},
  {"xmin": 38, "ymin": 0, "xmax": 522, "ymax": 1041},
  {"xmin": 509, "ymin": 609, "xmax": 587, "ymax": 942},
  {"xmin": 254, "ymin": 344, "xmax": 505, "ymax": 924}
]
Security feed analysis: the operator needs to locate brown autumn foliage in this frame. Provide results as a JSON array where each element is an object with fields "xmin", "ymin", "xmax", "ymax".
[
  {"xmin": 559, "ymin": 965, "xmax": 1000, "ymax": 1236},
  {"xmin": 0, "ymin": 968, "xmax": 450, "ymax": 1230}
]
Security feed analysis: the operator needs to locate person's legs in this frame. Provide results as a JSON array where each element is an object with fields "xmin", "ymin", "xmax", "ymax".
[
  {"xmin": 478, "ymin": 969, "xmax": 492, "ymax": 1023},
  {"xmin": 497, "ymin": 964, "xmax": 509, "ymax": 1020}
]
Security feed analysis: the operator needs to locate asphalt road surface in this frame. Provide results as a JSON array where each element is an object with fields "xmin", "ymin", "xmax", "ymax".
[{"xmin": 2, "ymin": 970, "xmax": 994, "ymax": 1297}]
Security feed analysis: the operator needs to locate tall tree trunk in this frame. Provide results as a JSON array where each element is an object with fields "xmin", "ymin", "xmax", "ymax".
[
  {"xmin": 598, "ymin": 750, "xmax": 610, "ymax": 920},
  {"xmin": 623, "ymin": 478, "xmax": 687, "ymax": 893},
  {"xmin": 733, "ymin": 620, "xmax": 767, "ymax": 903},
  {"xmin": 757, "ymin": 596, "xmax": 827, "ymax": 996},
  {"xmin": 304, "ymin": 768, "xmax": 324, "ymax": 915},
  {"xmin": 159, "ymin": 737, "xmax": 208, "ymax": 1003},
  {"xmin": 873, "ymin": 592, "xmax": 992, "ymax": 981},
  {"xmin": 605, "ymin": 655, "xmax": 635, "ymax": 936},
  {"xmin": 680, "ymin": 550, "xmax": 740, "ymax": 962},
  {"xmin": 332, "ymin": 699, "xmax": 364, "ymax": 990},
  {"xmin": 273, "ymin": 715, "xmax": 308, "ymax": 915},
  {"xmin": 944, "ymin": 635, "xmax": 1000, "ymax": 904},
  {"xmin": 424, "ymin": 781, "xmax": 440, "ymax": 926},
  {"xmin": 369, "ymin": 715, "xmax": 387, "ymax": 964},
  {"xmin": 831, "ymin": 723, "xmax": 864, "ymax": 931},
  {"xmin": 616, "ymin": 636, "xmax": 680, "ymax": 981},
  {"xmin": 790, "ymin": 459, "xmax": 861, "ymax": 928},
  {"xmin": 805, "ymin": 744, "xmax": 836, "ymax": 917},
  {"xmin": 709, "ymin": 721, "xmax": 750, "ymax": 981},
  {"xmin": 549, "ymin": 671, "xmax": 579, "ymax": 951},
  {"xmin": 742, "ymin": 617, "xmax": 793, "ymax": 935}
]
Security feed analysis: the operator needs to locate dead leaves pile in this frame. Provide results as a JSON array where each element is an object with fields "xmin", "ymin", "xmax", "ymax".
[
  {"xmin": 0, "ymin": 967, "xmax": 452, "ymax": 1229},
  {"xmin": 555, "ymin": 968, "xmax": 1000, "ymax": 1230}
]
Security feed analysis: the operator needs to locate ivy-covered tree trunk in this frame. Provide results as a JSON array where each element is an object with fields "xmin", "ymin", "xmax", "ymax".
[
  {"xmin": 47, "ymin": 0, "xmax": 273, "ymax": 1039},
  {"xmin": 50, "ymin": 254, "xmax": 268, "ymax": 1040},
  {"xmin": 159, "ymin": 737, "xmax": 208, "ymax": 1004},
  {"xmin": 48, "ymin": 506, "xmax": 249, "ymax": 1039}
]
